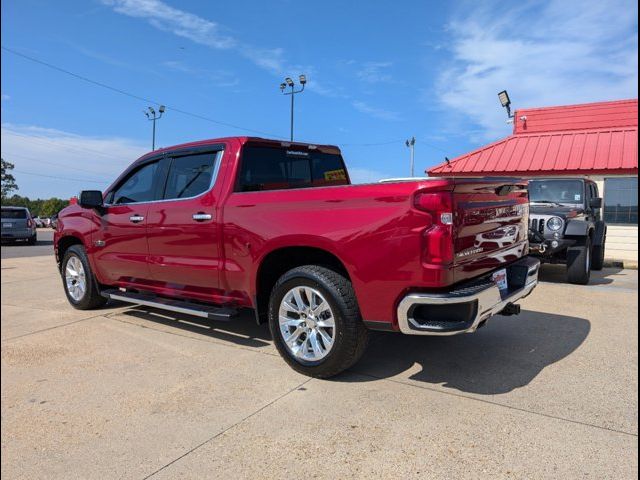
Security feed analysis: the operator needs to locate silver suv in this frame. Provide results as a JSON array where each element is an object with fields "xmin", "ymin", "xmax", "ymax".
[{"xmin": 1, "ymin": 207, "xmax": 37, "ymax": 245}]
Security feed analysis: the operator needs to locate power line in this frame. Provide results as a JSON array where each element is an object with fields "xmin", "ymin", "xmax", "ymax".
[
  {"xmin": 2, "ymin": 46, "xmax": 285, "ymax": 138},
  {"xmin": 2, "ymin": 152, "xmax": 118, "ymax": 177},
  {"xmin": 2, "ymin": 130, "xmax": 130, "ymax": 162},
  {"xmin": 13, "ymin": 170, "xmax": 106, "ymax": 184}
]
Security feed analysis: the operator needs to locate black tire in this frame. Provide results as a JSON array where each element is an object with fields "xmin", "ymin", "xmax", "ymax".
[
  {"xmin": 268, "ymin": 265, "xmax": 369, "ymax": 378},
  {"xmin": 61, "ymin": 244, "xmax": 107, "ymax": 310},
  {"xmin": 27, "ymin": 233, "xmax": 37, "ymax": 245},
  {"xmin": 591, "ymin": 224, "xmax": 606, "ymax": 271},
  {"xmin": 566, "ymin": 236, "xmax": 592, "ymax": 285}
]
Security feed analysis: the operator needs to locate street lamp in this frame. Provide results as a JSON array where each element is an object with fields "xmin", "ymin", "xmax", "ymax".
[
  {"xmin": 405, "ymin": 136, "xmax": 416, "ymax": 177},
  {"xmin": 280, "ymin": 74, "xmax": 306, "ymax": 141},
  {"xmin": 498, "ymin": 90, "xmax": 513, "ymax": 118},
  {"xmin": 144, "ymin": 105, "xmax": 165, "ymax": 150}
]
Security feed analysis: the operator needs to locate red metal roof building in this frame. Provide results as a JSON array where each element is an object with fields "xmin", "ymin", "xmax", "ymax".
[
  {"xmin": 428, "ymin": 99, "xmax": 638, "ymax": 177},
  {"xmin": 428, "ymin": 98, "xmax": 638, "ymax": 264}
]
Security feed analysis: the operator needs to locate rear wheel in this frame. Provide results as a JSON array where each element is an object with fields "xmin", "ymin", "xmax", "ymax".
[
  {"xmin": 27, "ymin": 233, "xmax": 37, "ymax": 245},
  {"xmin": 268, "ymin": 265, "xmax": 369, "ymax": 378},
  {"xmin": 567, "ymin": 237, "xmax": 592, "ymax": 284},
  {"xmin": 61, "ymin": 245, "xmax": 107, "ymax": 310}
]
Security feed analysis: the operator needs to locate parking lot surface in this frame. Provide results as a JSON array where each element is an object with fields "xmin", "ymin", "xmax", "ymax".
[
  {"xmin": 1, "ymin": 250, "xmax": 637, "ymax": 479},
  {"xmin": 1, "ymin": 229, "xmax": 55, "ymax": 259}
]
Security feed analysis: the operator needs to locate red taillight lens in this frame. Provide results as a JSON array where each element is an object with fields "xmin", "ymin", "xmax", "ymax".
[
  {"xmin": 414, "ymin": 191, "xmax": 454, "ymax": 265},
  {"xmin": 27, "ymin": 218, "xmax": 34, "ymax": 228}
]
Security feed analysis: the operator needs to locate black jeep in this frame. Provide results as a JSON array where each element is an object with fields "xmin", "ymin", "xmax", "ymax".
[{"xmin": 528, "ymin": 178, "xmax": 607, "ymax": 284}]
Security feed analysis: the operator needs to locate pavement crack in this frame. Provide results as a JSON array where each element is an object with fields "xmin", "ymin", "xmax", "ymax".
[
  {"xmin": 142, "ymin": 378, "xmax": 312, "ymax": 479},
  {"xmin": 349, "ymin": 369, "xmax": 638, "ymax": 438}
]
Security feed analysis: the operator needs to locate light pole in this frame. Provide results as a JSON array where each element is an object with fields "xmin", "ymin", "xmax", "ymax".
[
  {"xmin": 405, "ymin": 136, "xmax": 416, "ymax": 176},
  {"xmin": 144, "ymin": 105, "xmax": 165, "ymax": 150},
  {"xmin": 280, "ymin": 75, "xmax": 306, "ymax": 141}
]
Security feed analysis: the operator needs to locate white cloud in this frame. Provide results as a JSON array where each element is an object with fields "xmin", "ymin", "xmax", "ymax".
[
  {"xmin": 437, "ymin": 0, "xmax": 638, "ymax": 141},
  {"xmin": 347, "ymin": 167, "xmax": 389, "ymax": 184},
  {"xmin": 352, "ymin": 101, "xmax": 401, "ymax": 121},
  {"xmin": 1, "ymin": 123, "xmax": 147, "ymax": 198},
  {"xmin": 356, "ymin": 61, "xmax": 394, "ymax": 84}
]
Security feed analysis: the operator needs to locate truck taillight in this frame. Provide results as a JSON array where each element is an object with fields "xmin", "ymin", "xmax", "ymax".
[
  {"xmin": 414, "ymin": 191, "xmax": 454, "ymax": 265},
  {"xmin": 27, "ymin": 218, "xmax": 34, "ymax": 228}
]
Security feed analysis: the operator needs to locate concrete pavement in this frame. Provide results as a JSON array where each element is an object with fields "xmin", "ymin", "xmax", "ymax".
[{"xmin": 1, "ymin": 253, "xmax": 637, "ymax": 479}]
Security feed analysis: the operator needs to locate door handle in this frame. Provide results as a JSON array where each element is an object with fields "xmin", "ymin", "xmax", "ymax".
[
  {"xmin": 192, "ymin": 213, "xmax": 212, "ymax": 222},
  {"xmin": 129, "ymin": 215, "xmax": 145, "ymax": 223}
]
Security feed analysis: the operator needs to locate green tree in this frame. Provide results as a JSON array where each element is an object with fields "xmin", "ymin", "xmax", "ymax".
[
  {"xmin": 40, "ymin": 198, "xmax": 68, "ymax": 217},
  {"xmin": 1, "ymin": 158, "xmax": 18, "ymax": 200}
]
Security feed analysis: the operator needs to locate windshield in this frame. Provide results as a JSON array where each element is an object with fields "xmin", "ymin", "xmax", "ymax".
[{"xmin": 529, "ymin": 180, "xmax": 583, "ymax": 205}]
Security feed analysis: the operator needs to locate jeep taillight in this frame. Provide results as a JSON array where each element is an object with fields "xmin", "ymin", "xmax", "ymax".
[{"xmin": 414, "ymin": 191, "xmax": 454, "ymax": 265}]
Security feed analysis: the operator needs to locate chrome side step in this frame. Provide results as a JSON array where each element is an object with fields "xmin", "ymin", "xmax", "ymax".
[{"xmin": 102, "ymin": 289, "xmax": 238, "ymax": 321}]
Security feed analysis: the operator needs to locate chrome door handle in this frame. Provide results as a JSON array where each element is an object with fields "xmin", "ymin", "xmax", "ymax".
[
  {"xmin": 129, "ymin": 215, "xmax": 145, "ymax": 223},
  {"xmin": 192, "ymin": 213, "xmax": 212, "ymax": 222}
]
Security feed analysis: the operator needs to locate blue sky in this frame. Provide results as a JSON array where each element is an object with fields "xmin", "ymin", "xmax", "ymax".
[{"xmin": 1, "ymin": 0, "xmax": 638, "ymax": 198}]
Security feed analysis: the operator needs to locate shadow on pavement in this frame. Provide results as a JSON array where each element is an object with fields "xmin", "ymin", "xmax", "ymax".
[
  {"xmin": 538, "ymin": 264, "xmax": 623, "ymax": 285},
  {"xmin": 118, "ymin": 306, "xmax": 272, "ymax": 349},
  {"xmin": 343, "ymin": 310, "xmax": 590, "ymax": 395}
]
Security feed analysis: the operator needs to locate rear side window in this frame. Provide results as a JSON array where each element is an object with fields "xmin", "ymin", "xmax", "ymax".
[
  {"xmin": 1, "ymin": 209, "xmax": 27, "ymax": 219},
  {"xmin": 109, "ymin": 161, "xmax": 160, "ymax": 204},
  {"xmin": 237, "ymin": 146, "xmax": 349, "ymax": 192},
  {"xmin": 163, "ymin": 152, "xmax": 219, "ymax": 200}
]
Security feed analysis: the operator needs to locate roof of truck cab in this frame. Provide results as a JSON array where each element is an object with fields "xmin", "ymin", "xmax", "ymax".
[{"xmin": 137, "ymin": 137, "xmax": 341, "ymax": 162}]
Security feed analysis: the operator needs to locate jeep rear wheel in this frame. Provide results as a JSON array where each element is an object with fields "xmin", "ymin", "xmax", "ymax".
[
  {"xmin": 268, "ymin": 265, "xmax": 369, "ymax": 378},
  {"xmin": 566, "ymin": 237, "xmax": 592, "ymax": 285}
]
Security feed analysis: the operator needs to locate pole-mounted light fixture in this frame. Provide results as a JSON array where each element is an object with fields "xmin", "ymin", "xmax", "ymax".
[
  {"xmin": 498, "ymin": 90, "xmax": 513, "ymax": 118},
  {"xmin": 280, "ymin": 74, "xmax": 307, "ymax": 142},
  {"xmin": 144, "ymin": 105, "xmax": 166, "ymax": 150}
]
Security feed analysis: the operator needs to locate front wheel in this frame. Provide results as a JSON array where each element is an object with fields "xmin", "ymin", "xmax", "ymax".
[
  {"xmin": 61, "ymin": 245, "xmax": 107, "ymax": 310},
  {"xmin": 268, "ymin": 265, "xmax": 369, "ymax": 378},
  {"xmin": 567, "ymin": 237, "xmax": 592, "ymax": 285}
]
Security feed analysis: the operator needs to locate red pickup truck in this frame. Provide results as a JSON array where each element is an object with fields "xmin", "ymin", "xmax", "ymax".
[{"xmin": 54, "ymin": 137, "xmax": 539, "ymax": 377}]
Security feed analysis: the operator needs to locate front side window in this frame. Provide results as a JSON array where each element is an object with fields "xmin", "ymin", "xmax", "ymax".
[
  {"xmin": 110, "ymin": 161, "xmax": 160, "ymax": 204},
  {"xmin": 163, "ymin": 152, "xmax": 218, "ymax": 200},
  {"xmin": 604, "ymin": 177, "xmax": 638, "ymax": 225},
  {"xmin": 237, "ymin": 146, "xmax": 349, "ymax": 192},
  {"xmin": 529, "ymin": 179, "xmax": 584, "ymax": 205}
]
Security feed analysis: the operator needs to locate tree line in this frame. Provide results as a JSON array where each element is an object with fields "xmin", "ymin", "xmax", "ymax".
[{"xmin": 1, "ymin": 157, "xmax": 71, "ymax": 217}]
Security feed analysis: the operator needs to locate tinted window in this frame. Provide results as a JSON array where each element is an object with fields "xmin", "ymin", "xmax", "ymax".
[
  {"xmin": 111, "ymin": 161, "xmax": 160, "ymax": 204},
  {"xmin": 604, "ymin": 177, "xmax": 637, "ymax": 224},
  {"xmin": 164, "ymin": 152, "xmax": 218, "ymax": 199},
  {"xmin": 1, "ymin": 209, "xmax": 27, "ymax": 219},
  {"xmin": 237, "ymin": 146, "xmax": 349, "ymax": 192},
  {"xmin": 529, "ymin": 180, "xmax": 583, "ymax": 204}
]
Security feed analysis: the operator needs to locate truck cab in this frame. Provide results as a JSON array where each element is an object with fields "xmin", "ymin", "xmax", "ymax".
[{"xmin": 528, "ymin": 178, "xmax": 606, "ymax": 284}]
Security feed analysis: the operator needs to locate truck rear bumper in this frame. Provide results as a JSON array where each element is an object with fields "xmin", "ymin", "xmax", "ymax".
[{"xmin": 397, "ymin": 256, "xmax": 540, "ymax": 336}]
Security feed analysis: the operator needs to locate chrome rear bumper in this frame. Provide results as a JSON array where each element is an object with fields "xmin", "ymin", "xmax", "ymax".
[{"xmin": 397, "ymin": 257, "xmax": 540, "ymax": 336}]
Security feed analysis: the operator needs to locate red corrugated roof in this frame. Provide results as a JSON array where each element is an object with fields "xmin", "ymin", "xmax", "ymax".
[{"xmin": 428, "ymin": 99, "xmax": 638, "ymax": 177}]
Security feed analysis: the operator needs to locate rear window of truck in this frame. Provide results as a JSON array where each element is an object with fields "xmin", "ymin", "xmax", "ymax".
[
  {"xmin": 1, "ymin": 209, "xmax": 28, "ymax": 219},
  {"xmin": 236, "ymin": 146, "xmax": 349, "ymax": 192}
]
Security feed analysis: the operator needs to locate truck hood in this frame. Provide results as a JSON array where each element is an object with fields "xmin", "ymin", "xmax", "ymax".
[{"xmin": 530, "ymin": 205, "xmax": 585, "ymax": 218}]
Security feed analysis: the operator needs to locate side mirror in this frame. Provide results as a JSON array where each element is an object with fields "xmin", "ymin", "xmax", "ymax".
[
  {"xmin": 79, "ymin": 190, "xmax": 104, "ymax": 209},
  {"xmin": 589, "ymin": 197, "xmax": 602, "ymax": 209}
]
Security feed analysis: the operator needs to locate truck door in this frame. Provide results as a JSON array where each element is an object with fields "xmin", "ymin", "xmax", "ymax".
[
  {"xmin": 145, "ymin": 148, "xmax": 225, "ymax": 300},
  {"xmin": 93, "ymin": 158, "xmax": 165, "ymax": 286}
]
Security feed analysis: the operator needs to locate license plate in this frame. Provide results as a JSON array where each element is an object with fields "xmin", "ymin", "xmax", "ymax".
[
  {"xmin": 492, "ymin": 268, "xmax": 508, "ymax": 291},
  {"xmin": 2, "ymin": 223, "xmax": 12, "ymax": 228}
]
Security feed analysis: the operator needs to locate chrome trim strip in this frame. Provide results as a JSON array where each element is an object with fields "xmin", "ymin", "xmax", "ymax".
[
  {"xmin": 108, "ymin": 293, "xmax": 210, "ymax": 319},
  {"xmin": 397, "ymin": 260, "xmax": 540, "ymax": 336}
]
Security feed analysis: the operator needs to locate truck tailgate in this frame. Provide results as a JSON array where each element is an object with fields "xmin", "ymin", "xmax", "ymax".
[{"xmin": 452, "ymin": 179, "xmax": 529, "ymax": 282}]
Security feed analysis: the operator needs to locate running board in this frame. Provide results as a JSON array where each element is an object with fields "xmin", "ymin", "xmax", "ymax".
[{"xmin": 101, "ymin": 289, "xmax": 238, "ymax": 321}]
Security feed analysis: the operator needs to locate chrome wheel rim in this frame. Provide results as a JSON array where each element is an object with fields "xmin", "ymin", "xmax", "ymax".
[
  {"xmin": 278, "ymin": 286, "xmax": 335, "ymax": 361},
  {"xmin": 65, "ymin": 256, "xmax": 86, "ymax": 301}
]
